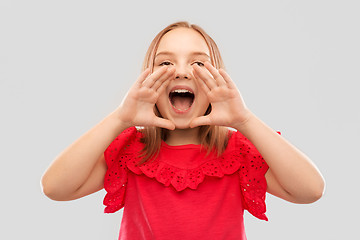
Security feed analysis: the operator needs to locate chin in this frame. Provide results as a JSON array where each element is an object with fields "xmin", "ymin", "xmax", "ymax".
[{"xmin": 174, "ymin": 125, "xmax": 191, "ymax": 130}]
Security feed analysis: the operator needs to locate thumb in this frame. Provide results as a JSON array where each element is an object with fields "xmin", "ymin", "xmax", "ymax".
[
  {"xmin": 153, "ymin": 117, "xmax": 176, "ymax": 130},
  {"xmin": 189, "ymin": 116, "xmax": 212, "ymax": 128}
]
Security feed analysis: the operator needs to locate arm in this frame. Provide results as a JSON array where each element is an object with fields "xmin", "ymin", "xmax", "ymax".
[
  {"xmin": 41, "ymin": 112, "xmax": 130, "ymax": 201},
  {"xmin": 234, "ymin": 112, "xmax": 325, "ymax": 203},
  {"xmin": 191, "ymin": 61, "xmax": 325, "ymax": 204},
  {"xmin": 41, "ymin": 66, "xmax": 175, "ymax": 201}
]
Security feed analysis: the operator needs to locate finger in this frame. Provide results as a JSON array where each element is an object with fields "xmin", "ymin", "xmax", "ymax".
[
  {"xmin": 149, "ymin": 67, "xmax": 174, "ymax": 89},
  {"xmin": 153, "ymin": 117, "xmax": 175, "ymax": 130},
  {"xmin": 155, "ymin": 74, "xmax": 173, "ymax": 95},
  {"xmin": 142, "ymin": 66, "xmax": 168, "ymax": 88},
  {"xmin": 189, "ymin": 116, "xmax": 212, "ymax": 128},
  {"xmin": 192, "ymin": 69, "xmax": 211, "ymax": 93},
  {"xmin": 218, "ymin": 69, "xmax": 237, "ymax": 89},
  {"xmin": 192, "ymin": 64, "xmax": 217, "ymax": 89},
  {"xmin": 152, "ymin": 67, "xmax": 175, "ymax": 91},
  {"xmin": 135, "ymin": 68, "xmax": 151, "ymax": 85},
  {"xmin": 204, "ymin": 61, "xmax": 227, "ymax": 86}
]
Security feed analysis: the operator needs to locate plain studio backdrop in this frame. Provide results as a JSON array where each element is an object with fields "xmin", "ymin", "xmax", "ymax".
[{"xmin": 1, "ymin": 0, "xmax": 358, "ymax": 239}]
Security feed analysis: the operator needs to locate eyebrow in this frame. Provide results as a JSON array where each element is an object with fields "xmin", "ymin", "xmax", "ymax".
[{"xmin": 155, "ymin": 51, "xmax": 211, "ymax": 59}]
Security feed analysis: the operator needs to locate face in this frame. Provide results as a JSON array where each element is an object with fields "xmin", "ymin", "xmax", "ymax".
[{"xmin": 154, "ymin": 28, "xmax": 211, "ymax": 129}]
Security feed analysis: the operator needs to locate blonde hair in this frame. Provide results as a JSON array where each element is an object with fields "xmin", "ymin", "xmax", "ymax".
[{"xmin": 138, "ymin": 21, "xmax": 229, "ymax": 164}]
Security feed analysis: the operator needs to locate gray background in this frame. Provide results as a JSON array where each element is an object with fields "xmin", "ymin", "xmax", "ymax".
[{"xmin": 1, "ymin": 0, "xmax": 359, "ymax": 239}]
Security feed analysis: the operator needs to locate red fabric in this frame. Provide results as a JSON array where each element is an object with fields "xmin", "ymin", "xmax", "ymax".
[{"xmin": 103, "ymin": 127, "xmax": 269, "ymax": 240}]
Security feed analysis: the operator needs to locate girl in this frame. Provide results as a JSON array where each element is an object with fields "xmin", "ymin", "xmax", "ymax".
[{"xmin": 41, "ymin": 21, "xmax": 325, "ymax": 239}]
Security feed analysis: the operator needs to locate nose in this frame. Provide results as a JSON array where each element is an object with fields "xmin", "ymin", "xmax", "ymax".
[{"xmin": 175, "ymin": 64, "xmax": 192, "ymax": 80}]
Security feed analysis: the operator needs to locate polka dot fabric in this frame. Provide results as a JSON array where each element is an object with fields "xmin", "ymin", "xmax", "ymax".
[
  {"xmin": 234, "ymin": 132, "xmax": 270, "ymax": 221},
  {"xmin": 103, "ymin": 127, "xmax": 272, "ymax": 220},
  {"xmin": 103, "ymin": 127, "xmax": 140, "ymax": 213}
]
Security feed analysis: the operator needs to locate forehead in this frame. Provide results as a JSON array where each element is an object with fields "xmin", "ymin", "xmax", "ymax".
[{"xmin": 156, "ymin": 28, "xmax": 210, "ymax": 55}]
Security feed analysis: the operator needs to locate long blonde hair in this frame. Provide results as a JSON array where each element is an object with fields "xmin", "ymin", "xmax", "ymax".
[{"xmin": 139, "ymin": 21, "xmax": 229, "ymax": 164}]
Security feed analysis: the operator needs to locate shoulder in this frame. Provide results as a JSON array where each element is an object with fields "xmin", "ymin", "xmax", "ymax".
[
  {"xmin": 225, "ymin": 128, "xmax": 256, "ymax": 152},
  {"xmin": 104, "ymin": 127, "xmax": 143, "ymax": 166},
  {"xmin": 111, "ymin": 126, "xmax": 143, "ymax": 144},
  {"xmin": 225, "ymin": 129, "xmax": 269, "ymax": 221},
  {"xmin": 103, "ymin": 127, "xmax": 143, "ymax": 213},
  {"xmin": 225, "ymin": 128, "xmax": 267, "ymax": 169}
]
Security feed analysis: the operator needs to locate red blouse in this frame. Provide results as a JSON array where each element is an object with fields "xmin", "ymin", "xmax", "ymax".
[{"xmin": 103, "ymin": 127, "xmax": 269, "ymax": 240}]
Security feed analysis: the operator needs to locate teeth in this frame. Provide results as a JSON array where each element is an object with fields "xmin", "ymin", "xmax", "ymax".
[
  {"xmin": 172, "ymin": 89, "xmax": 193, "ymax": 94},
  {"xmin": 174, "ymin": 106, "xmax": 190, "ymax": 111}
]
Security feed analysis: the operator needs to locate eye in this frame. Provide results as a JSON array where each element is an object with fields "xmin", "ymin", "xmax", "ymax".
[
  {"xmin": 192, "ymin": 61, "xmax": 204, "ymax": 67},
  {"xmin": 159, "ymin": 61, "xmax": 172, "ymax": 66}
]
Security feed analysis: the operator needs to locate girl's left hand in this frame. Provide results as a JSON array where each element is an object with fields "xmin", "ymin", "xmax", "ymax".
[{"xmin": 190, "ymin": 61, "xmax": 251, "ymax": 129}]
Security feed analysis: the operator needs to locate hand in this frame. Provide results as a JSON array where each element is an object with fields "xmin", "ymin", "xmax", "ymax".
[
  {"xmin": 190, "ymin": 61, "xmax": 251, "ymax": 129},
  {"xmin": 114, "ymin": 66, "xmax": 176, "ymax": 130}
]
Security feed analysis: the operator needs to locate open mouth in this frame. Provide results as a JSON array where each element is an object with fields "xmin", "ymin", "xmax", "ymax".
[{"xmin": 169, "ymin": 88, "xmax": 195, "ymax": 113}]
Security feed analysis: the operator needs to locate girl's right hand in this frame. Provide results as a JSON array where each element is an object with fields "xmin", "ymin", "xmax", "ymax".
[{"xmin": 114, "ymin": 66, "xmax": 176, "ymax": 130}]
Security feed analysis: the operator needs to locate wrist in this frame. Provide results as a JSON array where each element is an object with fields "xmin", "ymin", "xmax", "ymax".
[
  {"xmin": 232, "ymin": 111, "xmax": 257, "ymax": 134},
  {"xmin": 107, "ymin": 110, "xmax": 133, "ymax": 132}
]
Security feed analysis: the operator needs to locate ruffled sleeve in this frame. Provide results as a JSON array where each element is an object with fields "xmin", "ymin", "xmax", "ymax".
[
  {"xmin": 230, "ymin": 131, "xmax": 270, "ymax": 221},
  {"xmin": 103, "ymin": 127, "xmax": 140, "ymax": 213}
]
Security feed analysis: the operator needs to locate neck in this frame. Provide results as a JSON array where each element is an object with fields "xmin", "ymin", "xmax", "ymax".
[{"xmin": 165, "ymin": 127, "xmax": 201, "ymax": 146}]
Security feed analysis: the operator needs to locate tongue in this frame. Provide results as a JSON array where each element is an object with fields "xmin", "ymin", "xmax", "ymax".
[{"xmin": 172, "ymin": 96, "xmax": 192, "ymax": 110}]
